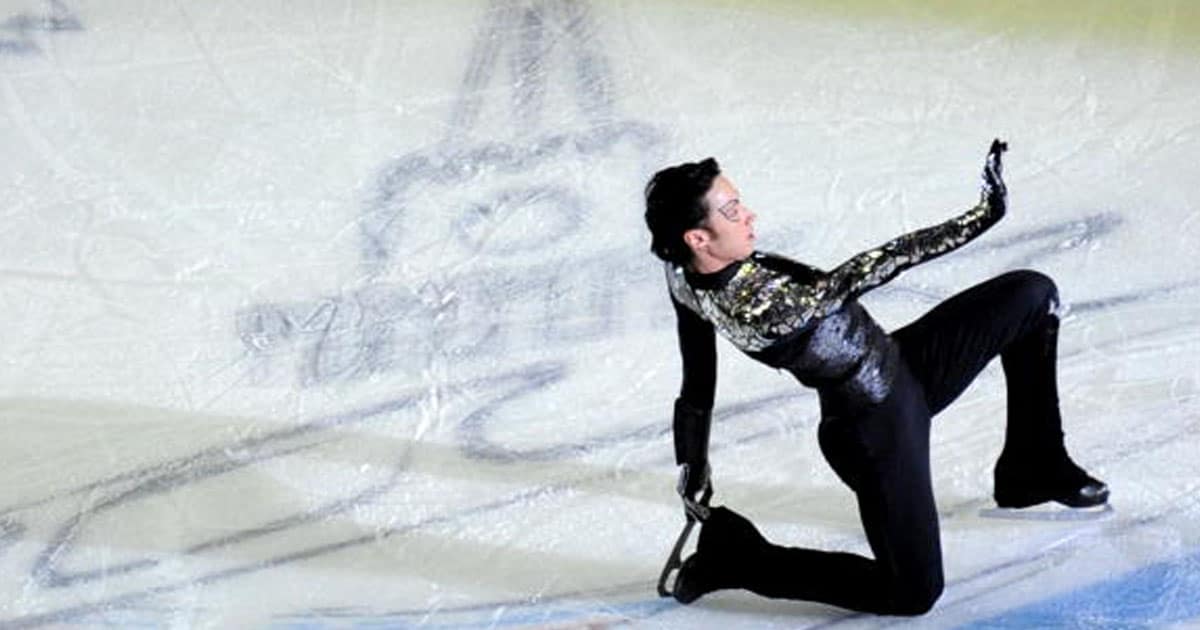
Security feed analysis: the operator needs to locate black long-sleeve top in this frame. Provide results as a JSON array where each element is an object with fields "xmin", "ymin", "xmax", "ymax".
[{"xmin": 666, "ymin": 199, "xmax": 1004, "ymax": 465}]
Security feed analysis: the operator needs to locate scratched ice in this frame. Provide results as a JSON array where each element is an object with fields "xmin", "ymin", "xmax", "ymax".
[{"xmin": 2, "ymin": 1, "xmax": 1199, "ymax": 628}]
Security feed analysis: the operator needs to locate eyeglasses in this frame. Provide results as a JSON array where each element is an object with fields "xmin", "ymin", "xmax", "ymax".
[{"xmin": 714, "ymin": 199, "xmax": 742, "ymax": 222}]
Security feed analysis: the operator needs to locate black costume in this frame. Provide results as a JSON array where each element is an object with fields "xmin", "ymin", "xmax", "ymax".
[{"xmin": 664, "ymin": 145, "xmax": 1107, "ymax": 614}]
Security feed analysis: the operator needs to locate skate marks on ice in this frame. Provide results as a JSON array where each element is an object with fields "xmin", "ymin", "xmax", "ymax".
[
  {"xmin": 959, "ymin": 548, "xmax": 1200, "ymax": 628},
  {"xmin": 1, "ymin": 393, "xmax": 417, "ymax": 588},
  {"xmin": 0, "ymin": 519, "xmax": 25, "ymax": 560},
  {"xmin": 0, "ymin": 1, "xmax": 80, "ymax": 56},
  {"xmin": 274, "ymin": 587, "xmax": 675, "ymax": 629},
  {"xmin": 0, "ymin": 382, "xmax": 814, "ymax": 628},
  {"xmin": 0, "ymin": 369, "xmax": 533, "ymax": 627},
  {"xmin": 956, "ymin": 212, "xmax": 1200, "ymax": 316},
  {"xmin": 942, "ymin": 493, "xmax": 1200, "ymax": 629}
]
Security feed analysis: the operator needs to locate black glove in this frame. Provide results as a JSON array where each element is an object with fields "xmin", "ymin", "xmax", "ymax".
[
  {"xmin": 676, "ymin": 460, "xmax": 711, "ymax": 502},
  {"xmin": 672, "ymin": 398, "xmax": 712, "ymax": 500},
  {"xmin": 676, "ymin": 461, "xmax": 711, "ymax": 521},
  {"xmin": 981, "ymin": 138, "xmax": 1008, "ymax": 214}
]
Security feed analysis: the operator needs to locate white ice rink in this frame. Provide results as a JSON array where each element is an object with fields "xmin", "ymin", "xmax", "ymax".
[{"xmin": 3, "ymin": 0, "xmax": 1200, "ymax": 627}]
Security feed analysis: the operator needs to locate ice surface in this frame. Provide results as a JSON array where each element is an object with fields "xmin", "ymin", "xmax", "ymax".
[{"xmin": 2, "ymin": 0, "xmax": 1199, "ymax": 627}]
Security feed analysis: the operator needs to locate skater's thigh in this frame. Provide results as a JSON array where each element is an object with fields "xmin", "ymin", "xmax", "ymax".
[
  {"xmin": 854, "ymin": 417, "xmax": 945, "ymax": 595},
  {"xmin": 825, "ymin": 378, "xmax": 943, "ymax": 592},
  {"xmin": 854, "ymin": 449, "xmax": 942, "ymax": 593},
  {"xmin": 893, "ymin": 270, "xmax": 1057, "ymax": 414}
]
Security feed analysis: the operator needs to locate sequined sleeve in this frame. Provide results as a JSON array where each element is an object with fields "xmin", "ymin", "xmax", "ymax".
[{"xmin": 820, "ymin": 198, "xmax": 1003, "ymax": 303}]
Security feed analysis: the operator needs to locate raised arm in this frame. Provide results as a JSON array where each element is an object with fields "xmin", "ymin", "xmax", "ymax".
[
  {"xmin": 670, "ymin": 295, "xmax": 716, "ymax": 500},
  {"xmin": 798, "ymin": 140, "xmax": 1010, "ymax": 316},
  {"xmin": 828, "ymin": 140, "xmax": 1008, "ymax": 300},
  {"xmin": 822, "ymin": 196, "xmax": 1002, "ymax": 300}
]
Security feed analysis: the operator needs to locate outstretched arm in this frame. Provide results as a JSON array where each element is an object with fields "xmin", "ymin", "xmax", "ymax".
[
  {"xmin": 823, "ymin": 197, "xmax": 1002, "ymax": 299},
  {"xmin": 812, "ymin": 140, "xmax": 1010, "ymax": 307}
]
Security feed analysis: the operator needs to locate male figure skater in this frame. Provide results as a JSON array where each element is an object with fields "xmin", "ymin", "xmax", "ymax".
[{"xmin": 643, "ymin": 141, "xmax": 1108, "ymax": 614}]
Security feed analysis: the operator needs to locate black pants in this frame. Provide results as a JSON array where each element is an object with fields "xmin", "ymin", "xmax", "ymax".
[{"xmin": 729, "ymin": 270, "xmax": 1066, "ymax": 614}]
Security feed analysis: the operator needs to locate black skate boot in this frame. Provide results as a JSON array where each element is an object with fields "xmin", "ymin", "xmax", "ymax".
[
  {"xmin": 994, "ymin": 448, "xmax": 1109, "ymax": 509},
  {"xmin": 673, "ymin": 506, "xmax": 769, "ymax": 604}
]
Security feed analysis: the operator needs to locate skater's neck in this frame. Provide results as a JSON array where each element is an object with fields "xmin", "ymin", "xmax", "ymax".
[{"xmin": 688, "ymin": 254, "xmax": 741, "ymax": 275}]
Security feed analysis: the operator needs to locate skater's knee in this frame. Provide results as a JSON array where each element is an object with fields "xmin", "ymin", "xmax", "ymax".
[
  {"xmin": 1007, "ymin": 269, "xmax": 1059, "ymax": 314},
  {"xmin": 889, "ymin": 586, "xmax": 942, "ymax": 616},
  {"xmin": 886, "ymin": 572, "xmax": 943, "ymax": 616}
]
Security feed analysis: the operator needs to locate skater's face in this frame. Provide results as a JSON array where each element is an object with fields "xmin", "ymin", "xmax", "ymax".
[{"xmin": 684, "ymin": 174, "xmax": 757, "ymax": 270}]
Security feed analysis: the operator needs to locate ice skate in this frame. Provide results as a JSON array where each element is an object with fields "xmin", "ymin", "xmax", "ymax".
[
  {"xmin": 993, "ymin": 450, "xmax": 1110, "ymax": 512},
  {"xmin": 671, "ymin": 507, "xmax": 768, "ymax": 604}
]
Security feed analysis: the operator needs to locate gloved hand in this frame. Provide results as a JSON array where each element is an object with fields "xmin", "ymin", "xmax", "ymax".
[
  {"xmin": 676, "ymin": 461, "xmax": 711, "ymax": 520},
  {"xmin": 676, "ymin": 460, "xmax": 710, "ymax": 501},
  {"xmin": 981, "ymin": 138, "xmax": 1008, "ymax": 213},
  {"xmin": 672, "ymin": 398, "xmax": 712, "ymax": 519}
]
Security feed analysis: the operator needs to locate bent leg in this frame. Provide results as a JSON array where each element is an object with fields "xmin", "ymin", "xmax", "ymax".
[
  {"xmin": 891, "ymin": 269, "xmax": 1062, "ymax": 425},
  {"xmin": 692, "ymin": 372, "xmax": 944, "ymax": 615},
  {"xmin": 891, "ymin": 270, "xmax": 1070, "ymax": 456},
  {"xmin": 891, "ymin": 270, "xmax": 1106, "ymax": 506},
  {"xmin": 815, "ymin": 373, "xmax": 943, "ymax": 614}
]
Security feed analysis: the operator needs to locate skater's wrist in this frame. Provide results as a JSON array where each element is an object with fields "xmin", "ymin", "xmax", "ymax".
[{"xmin": 676, "ymin": 460, "xmax": 711, "ymax": 499}]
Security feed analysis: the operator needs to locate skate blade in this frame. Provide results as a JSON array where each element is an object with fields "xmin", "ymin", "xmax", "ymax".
[
  {"xmin": 979, "ymin": 503, "xmax": 1114, "ymax": 521},
  {"xmin": 657, "ymin": 516, "xmax": 699, "ymax": 598}
]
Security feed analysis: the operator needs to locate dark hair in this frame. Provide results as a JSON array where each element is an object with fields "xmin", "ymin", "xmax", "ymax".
[{"xmin": 643, "ymin": 157, "xmax": 721, "ymax": 265}]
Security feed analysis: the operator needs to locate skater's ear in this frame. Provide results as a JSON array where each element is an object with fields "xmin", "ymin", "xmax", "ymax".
[{"xmin": 682, "ymin": 225, "xmax": 711, "ymax": 256}]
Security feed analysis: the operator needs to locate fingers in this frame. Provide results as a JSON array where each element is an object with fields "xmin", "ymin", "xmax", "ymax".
[
  {"xmin": 980, "ymin": 138, "xmax": 1009, "ymax": 213},
  {"xmin": 676, "ymin": 465, "xmax": 691, "ymax": 498},
  {"xmin": 676, "ymin": 462, "xmax": 714, "ymax": 520},
  {"xmin": 681, "ymin": 478, "xmax": 714, "ymax": 521},
  {"xmin": 988, "ymin": 139, "xmax": 1007, "ymax": 177},
  {"xmin": 985, "ymin": 159, "xmax": 1003, "ymax": 183},
  {"xmin": 983, "ymin": 138, "xmax": 1007, "ymax": 179},
  {"xmin": 677, "ymin": 462, "xmax": 711, "ymax": 500},
  {"xmin": 684, "ymin": 496, "xmax": 711, "ymax": 521}
]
